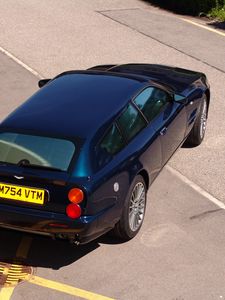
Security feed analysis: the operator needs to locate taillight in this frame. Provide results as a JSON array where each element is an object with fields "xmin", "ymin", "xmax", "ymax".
[
  {"xmin": 68, "ymin": 188, "xmax": 84, "ymax": 204},
  {"xmin": 66, "ymin": 188, "xmax": 84, "ymax": 219},
  {"xmin": 66, "ymin": 203, "xmax": 81, "ymax": 219}
]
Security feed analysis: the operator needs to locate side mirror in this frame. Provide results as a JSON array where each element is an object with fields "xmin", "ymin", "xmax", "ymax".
[
  {"xmin": 38, "ymin": 79, "xmax": 51, "ymax": 88},
  {"xmin": 174, "ymin": 94, "xmax": 187, "ymax": 104}
]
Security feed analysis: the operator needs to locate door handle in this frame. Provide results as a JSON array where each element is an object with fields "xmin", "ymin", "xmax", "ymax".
[{"xmin": 160, "ymin": 127, "xmax": 167, "ymax": 136}]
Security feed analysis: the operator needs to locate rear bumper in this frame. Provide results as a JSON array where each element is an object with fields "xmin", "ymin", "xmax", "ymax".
[{"xmin": 0, "ymin": 203, "xmax": 116, "ymax": 244}]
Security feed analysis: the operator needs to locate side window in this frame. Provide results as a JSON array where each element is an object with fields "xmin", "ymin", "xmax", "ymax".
[
  {"xmin": 117, "ymin": 104, "xmax": 146, "ymax": 142},
  {"xmin": 99, "ymin": 124, "xmax": 124, "ymax": 155},
  {"xmin": 96, "ymin": 123, "xmax": 124, "ymax": 169},
  {"xmin": 134, "ymin": 87, "xmax": 170, "ymax": 122}
]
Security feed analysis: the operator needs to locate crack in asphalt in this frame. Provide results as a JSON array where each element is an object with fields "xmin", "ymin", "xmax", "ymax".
[{"xmin": 190, "ymin": 208, "xmax": 222, "ymax": 220}]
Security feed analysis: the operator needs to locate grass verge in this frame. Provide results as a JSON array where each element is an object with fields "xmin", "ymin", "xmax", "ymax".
[{"xmin": 209, "ymin": 6, "xmax": 225, "ymax": 21}]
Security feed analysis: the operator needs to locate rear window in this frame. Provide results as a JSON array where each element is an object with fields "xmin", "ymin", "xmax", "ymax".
[{"xmin": 0, "ymin": 133, "xmax": 75, "ymax": 171}]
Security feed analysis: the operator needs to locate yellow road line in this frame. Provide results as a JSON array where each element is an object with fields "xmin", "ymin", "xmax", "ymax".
[
  {"xmin": 16, "ymin": 236, "xmax": 33, "ymax": 259},
  {"xmin": 181, "ymin": 18, "xmax": 225, "ymax": 37},
  {"xmin": 1, "ymin": 236, "xmax": 114, "ymax": 300},
  {"xmin": 29, "ymin": 276, "xmax": 115, "ymax": 300},
  {"xmin": 0, "ymin": 287, "xmax": 15, "ymax": 300}
]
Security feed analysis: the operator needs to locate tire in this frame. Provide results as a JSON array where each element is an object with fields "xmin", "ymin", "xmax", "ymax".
[
  {"xmin": 185, "ymin": 95, "xmax": 208, "ymax": 147},
  {"xmin": 112, "ymin": 175, "xmax": 147, "ymax": 241}
]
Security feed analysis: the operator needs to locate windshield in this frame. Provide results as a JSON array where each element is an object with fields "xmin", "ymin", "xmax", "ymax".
[{"xmin": 0, "ymin": 132, "xmax": 75, "ymax": 171}]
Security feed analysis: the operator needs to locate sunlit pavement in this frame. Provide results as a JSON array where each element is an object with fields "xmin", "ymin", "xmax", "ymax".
[{"xmin": 0, "ymin": 1, "xmax": 225, "ymax": 299}]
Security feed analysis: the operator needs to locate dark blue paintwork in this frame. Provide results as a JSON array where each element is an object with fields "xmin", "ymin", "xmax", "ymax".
[
  {"xmin": 1, "ymin": 73, "xmax": 145, "ymax": 139},
  {"xmin": 0, "ymin": 64, "xmax": 210, "ymax": 244}
]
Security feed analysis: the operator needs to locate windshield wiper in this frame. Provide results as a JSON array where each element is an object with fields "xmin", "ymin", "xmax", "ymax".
[
  {"xmin": 0, "ymin": 159, "xmax": 63, "ymax": 172},
  {"xmin": 16, "ymin": 159, "xmax": 62, "ymax": 172}
]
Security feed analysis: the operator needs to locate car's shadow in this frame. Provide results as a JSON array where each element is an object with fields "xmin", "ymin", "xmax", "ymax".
[
  {"xmin": 181, "ymin": 142, "xmax": 195, "ymax": 148},
  {"xmin": 0, "ymin": 228, "xmax": 124, "ymax": 270}
]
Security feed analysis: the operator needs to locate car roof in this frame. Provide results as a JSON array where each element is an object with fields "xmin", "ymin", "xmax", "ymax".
[{"xmin": 1, "ymin": 72, "xmax": 147, "ymax": 139}]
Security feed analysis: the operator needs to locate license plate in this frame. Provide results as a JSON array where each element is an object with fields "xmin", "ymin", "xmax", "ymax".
[{"xmin": 0, "ymin": 182, "xmax": 47, "ymax": 205}]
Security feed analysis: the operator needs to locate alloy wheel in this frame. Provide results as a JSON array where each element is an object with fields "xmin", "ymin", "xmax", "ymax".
[{"xmin": 129, "ymin": 182, "xmax": 146, "ymax": 232}]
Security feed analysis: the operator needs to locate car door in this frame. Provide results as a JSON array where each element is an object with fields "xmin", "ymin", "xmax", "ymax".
[
  {"xmin": 133, "ymin": 86, "xmax": 187, "ymax": 166},
  {"xmin": 94, "ymin": 101, "xmax": 162, "ymax": 186},
  {"xmin": 116, "ymin": 102, "xmax": 162, "ymax": 180}
]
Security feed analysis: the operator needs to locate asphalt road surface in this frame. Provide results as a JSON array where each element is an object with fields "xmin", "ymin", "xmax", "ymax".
[{"xmin": 0, "ymin": 1, "xmax": 225, "ymax": 299}]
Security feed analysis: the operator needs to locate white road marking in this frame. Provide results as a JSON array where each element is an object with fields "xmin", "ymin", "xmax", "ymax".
[
  {"xmin": 0, "ymin": 46, "xmax": 43, "ymax": 78},
  {"xmin": 180, "ymin": 18, "xmax": 225, "ymax": 38},
  {"xmin": 1, "ymin": 44, "xmax": 224, "ymax": 210},
  {"xmin": 166, "ymin": 165, "xmax": 225, "ymax": 209}
]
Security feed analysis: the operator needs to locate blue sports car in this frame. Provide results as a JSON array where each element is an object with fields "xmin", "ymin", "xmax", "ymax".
[{"xmin": 0, "ymin": 64, "xmax": 210, "ymax": 244}]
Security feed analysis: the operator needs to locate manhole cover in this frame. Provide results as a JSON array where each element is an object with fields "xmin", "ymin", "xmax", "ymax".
[{"xmin": 0, "ymin": 262, "xmax": 33, "ymax": 287}]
